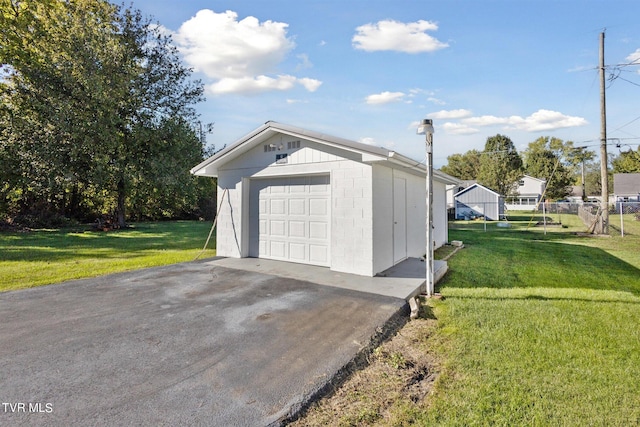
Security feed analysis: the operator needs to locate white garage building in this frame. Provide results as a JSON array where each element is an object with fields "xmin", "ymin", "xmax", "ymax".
[{"xmin": 191, "ymin": 122, "xmax": 458, "ymax": 277}]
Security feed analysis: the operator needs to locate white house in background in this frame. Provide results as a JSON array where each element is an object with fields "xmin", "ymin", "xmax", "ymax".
[
  {"xmin": 613, "ymin": 173, "xmax": 640, "ymax": 202},
  {"xmin": 191, "ymin": 121, "xmax": 459, "ymax": 277},
  {"xmin": 505, "ymin": 175, "xmax": 546, "ymax": 211},
  {"xmin": 454, "ymin": 183, "xmax": 504, "ymax": 220}
]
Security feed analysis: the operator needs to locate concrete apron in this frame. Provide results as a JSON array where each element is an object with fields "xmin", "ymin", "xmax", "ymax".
[{"xmin": 207, "ymin": 257, "xmax": 448, "ymax": 301}]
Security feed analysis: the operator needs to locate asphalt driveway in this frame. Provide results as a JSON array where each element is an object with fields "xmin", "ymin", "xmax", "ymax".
[{"xmin": 0, "ymin": 259, "xmax": 407, "ymax": 426}]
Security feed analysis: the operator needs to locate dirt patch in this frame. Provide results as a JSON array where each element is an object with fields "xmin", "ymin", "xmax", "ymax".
[{"xmin": 287, "ymin": 306, "xmax": 439, "ymax": 426}]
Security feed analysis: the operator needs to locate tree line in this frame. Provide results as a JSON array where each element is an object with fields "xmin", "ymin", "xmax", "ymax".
[
  {"xmin": 440, "ymin": 134, "xmax": 640, "ymax": 200},
  {"xmin": 0, "ymin": 0, "xmax": 215, "ymax": 229}
]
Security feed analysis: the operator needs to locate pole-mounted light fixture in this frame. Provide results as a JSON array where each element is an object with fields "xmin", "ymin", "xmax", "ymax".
[{"xmin": 417, "ymin": 119, "xmax": 435, "ymax": 297}]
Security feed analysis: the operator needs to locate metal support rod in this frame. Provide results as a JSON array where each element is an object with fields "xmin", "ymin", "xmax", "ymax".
[
  {"xmin": 425, "ymin": 128, "xmax": 434, "ymax": 297},
  {"xmin": 620, "ymin": 202, "xmax": 624, "ymax": 238},
  {"xmin": 417, "ymin": 118, "xmax": 435, "ymax": 297}
]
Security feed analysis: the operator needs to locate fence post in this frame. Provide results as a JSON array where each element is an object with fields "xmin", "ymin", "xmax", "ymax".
[
  {"xmin": 620, "ymin": 201, "xmax": 624, "ymax": 238},
  {"xmin": 542, "ymin": 202, "xmax": 547, "ymax": 235},
  {"xmin": 484, "ymin": 202, "xmax": 487, "ymax": 232}
]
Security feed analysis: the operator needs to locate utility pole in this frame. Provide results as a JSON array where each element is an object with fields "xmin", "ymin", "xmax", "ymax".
[{"xmin": 599, "ymin": 31, "xmax": 609, "ymax": 234}]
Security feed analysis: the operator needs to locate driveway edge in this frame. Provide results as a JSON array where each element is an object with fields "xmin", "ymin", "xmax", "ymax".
[{"xmin": 276, "ymin": 301, "xmax": 410, "ymax": 426}]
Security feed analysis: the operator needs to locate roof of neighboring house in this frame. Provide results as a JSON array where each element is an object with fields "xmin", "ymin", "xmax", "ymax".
[
  {"xmin": 453, "ymin": 183, "xmax": 503, "ymax": 198},
  {"xmin": 191, "ymin": 121, "xmax": 460, "ymax": 184},
  {"xmin": 521, "ymin": 175, "xmax": 546, "ymax": 183},
  {"xmin": 613, "ymin": 173, "xmax": 640, "ymax": 196}
]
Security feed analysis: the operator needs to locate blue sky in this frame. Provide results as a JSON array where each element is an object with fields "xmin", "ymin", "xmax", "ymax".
[{"xmin": 127, "ymin": 0, "xmax": 640, "ymax": 167}]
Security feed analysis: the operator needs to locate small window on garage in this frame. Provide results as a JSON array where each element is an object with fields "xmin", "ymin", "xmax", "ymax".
[{"xmin": 287, "ymin": 140, "xmax": 300, "ymax": 150}]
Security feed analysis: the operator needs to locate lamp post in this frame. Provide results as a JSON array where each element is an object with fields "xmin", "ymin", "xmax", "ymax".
[{"xmin": 417, "ymin": 119, "xmax": 434, "ymax": 297}]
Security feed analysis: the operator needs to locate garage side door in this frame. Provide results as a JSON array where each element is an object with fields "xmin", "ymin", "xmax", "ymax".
[{"xmin": 249, "ymin": 175, "xmax": 330, "ymax": 267}]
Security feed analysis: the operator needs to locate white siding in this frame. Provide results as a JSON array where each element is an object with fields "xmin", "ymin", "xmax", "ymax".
[
  {"xmin": 213, "ymin": 129, "xmax": 451, "ymax": 277},
  {"xmin": 330, "ymin": 161, "xmax": 374, "ymax": 276}
]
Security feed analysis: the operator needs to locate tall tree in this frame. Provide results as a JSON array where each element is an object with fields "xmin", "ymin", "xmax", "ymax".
[
  {"xmin": 441, "ymin": 149, "xmax": 482, "ymax": 180},
  {"xmin": 523, "ymin": 136, "xmax": 574, "ymax": 200},
  {"xmin": 0, "ymin": 0, "xmax": 205, "ymax": 227},
  {"xmin": 612, "ymin": 148, "xmax": 640, "ymax": 173},
  {"xmin": 477, "ymin": 134, "xmax": 523, "ymax": 195}
]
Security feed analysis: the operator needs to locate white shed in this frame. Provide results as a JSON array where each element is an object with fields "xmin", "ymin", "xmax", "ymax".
[{"xmin": 191, "ymin": 121, "xmax": 458, "ymax": 277}]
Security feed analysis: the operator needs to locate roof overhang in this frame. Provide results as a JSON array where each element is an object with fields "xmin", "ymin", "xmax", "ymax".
[{"xmin": 190, "ymin": 121, "xmax": 461, "ymax": 185}]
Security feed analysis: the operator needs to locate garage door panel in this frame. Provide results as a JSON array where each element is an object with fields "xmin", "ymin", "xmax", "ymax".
[
  {"xmin": 270, "ymin": 199, "xmax": 286, "ymax": 214},
  {"xmin": 270, "ymin": 220, "xmax": 286, "ymax": 236},
  {"xmin": 289, "ymin": 199, "xmax": 306, "ymax": 215},
  {"xmin": 288, "ymin": 243, "xmax": 306, "ymax": 260},
  {"xmin": 259, "ymin": 199, "xmax": 267, "ymax": 214},
  {"xmin": 270, "ymin": 241, "xmax": 286, "ymax": 258},
  {"xmin": 259, "ymin": 219, "xmax": 267, "ymax": 235},
  {"xmin": 250, "ymin": 175, "xmax": 330, "ymax": 267},
  {"xmin": 289, "ymin": 221, "xmax": 306, "ymax": 238}
]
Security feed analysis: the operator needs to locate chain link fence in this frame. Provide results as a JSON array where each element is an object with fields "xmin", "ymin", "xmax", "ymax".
[{"xmin": 453, "ymin": 201, "xmax": 640, "ymax": 236}]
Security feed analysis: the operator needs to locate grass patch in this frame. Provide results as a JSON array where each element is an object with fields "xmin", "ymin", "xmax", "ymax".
[
  {"xmin": 0, "ymin": 221, "xmax": 216, "ymax": 292},
  {"xmin": 419, "ymin": 219, "xmax": 640, "ymax": 426},
  {"xmin": 294, "ymin": 215, "xmax": 640, "ymax": 426}
]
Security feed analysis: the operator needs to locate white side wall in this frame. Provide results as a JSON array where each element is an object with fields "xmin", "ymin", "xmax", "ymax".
[
  {"xmin": 371, "ymin": 165, "xmax": 447, "ymax": 275},
  {"xmin": 330, "ymin": 162, "xmax": 373, "ymax": 276},
  {"xmin": 433, "ymin": 180, "xmax": 448, "ymax": 249},
  {"xmin": 215, "ymin": 171, "xmax": 246, "ymax": 258}
]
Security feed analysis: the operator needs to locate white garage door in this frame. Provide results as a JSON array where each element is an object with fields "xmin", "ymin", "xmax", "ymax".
[{"xmin": 249, "ymin": 175, "xmax": 330, "ymax": 266}]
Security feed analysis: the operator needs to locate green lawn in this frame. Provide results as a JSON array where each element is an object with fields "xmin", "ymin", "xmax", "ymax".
[
  {"xmin": 412, "ymin": 215, "xmax": 640, "ymax": 426},
  {"xmin": 0, "ymin": 221, "xmax": 216, "ymax": 292}
]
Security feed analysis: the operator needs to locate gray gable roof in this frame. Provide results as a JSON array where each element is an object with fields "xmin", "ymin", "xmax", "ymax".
[
  {"xmin": 453, "ymin": 183, "xmax": 503, "ymax": 198},
  {"xmin": 613, "ymin": 173, "xmax": 640, "ymax": 196}
]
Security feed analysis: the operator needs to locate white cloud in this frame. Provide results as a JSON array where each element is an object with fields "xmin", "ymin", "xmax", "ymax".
[
  {"xmin": 442, "ymin": 122, "xmax": 479, "ymax": 135},
  {"xmin": 366, "ymin": 91, "xmax": 406, "ymax": 105},
  {"xmin": 172, "ymin": 9, "xmax": 321, "ymax": 94},
  {"xmin": 429, "ymin": 109, "xmax": 473, "ymax": 120},
  {"xmin": 208, "ymin": 75, "xmax": 320, "ymax": 95},
  {"xmin": 352, "ymin": 19, "xmax": 449, "ymax": 53},
  {"xmin": 463, "ymin": 115, "xmax": 511, "ymax": 126},
  {"xmin": 296, "ymin": 54, "xmax": 313, "ymax": 70},
  {"xmin": 298, "ymin": 77, "xmax": 323, "ymax": 92},
  {"xmin": 626, "ymin": 48, "xmax": 640, "ymax": 73},
  {"xmin": 427, "ymin": 97, "xmax": 446, "ymax": 106},
  {"xmin": 508, "ymin": 109, "xmax": 588, "ymax": 132},
  {"xmin": 626, "ymin": 48, "xmax": 640, "ymax": 64},
  {"xmin": 360, "ymin": 137, "xmax": 376, "ymax": 145},
  {"xmin": 460, "ymin": 109, "xmax": 587, "ymax": 132},
  {"xmin": 174, "ymin": 10, "xmax": 294, "ymax": 79}
]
